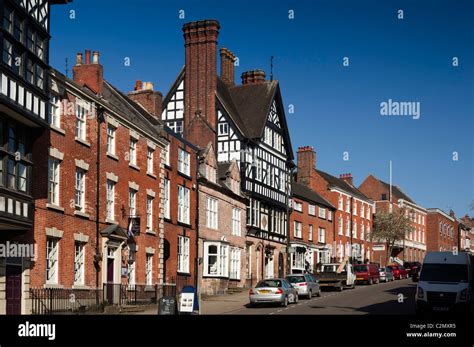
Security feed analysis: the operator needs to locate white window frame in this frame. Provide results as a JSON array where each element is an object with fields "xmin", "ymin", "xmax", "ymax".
[
  {"xmin": 46, "ymin": 237, "xmax": 59, "ymax": 285},
  {"xmin": 128, "ymin": 261, "xmax": 136, "ymax": 286},
  {"xmin": 294, "ymin": 221, "xmax": 302, "ymax": 238},
  {"xmin": 178, "ymin": 236, "xmax": 190, "ymax": 273},
  {"xmin": 129, "ymin": 189, "xmax": 137, "ymax": 217},
  {"xmin": 49, "ymin": 94, "xmax": 60, "ymax": 128},
  {"xmin": 107, "ymin": 125, "xmax": 116, "ymax": 156},
  {"xmin": 106, "ymin": 180, "xmax": 115, "ymax": 221},
  {"xmin": 178, "ymin": 185, "xmax": 190, "ymax": 224},
  {"xmin": 146, "ymin": 254, "xmax": 153, "ymax": 286},
  {"xmin": 345, "ymin": 218, "xmax": 350, "ymax": 236},
  {"xmin": 74, "ymin": 242, "xmax": 85, "ymax": 286},
  {"xmin": 129, "ymin": 138, "xmax": 137, "ymax": 166},
  {"xmin": 48, "ymin": 158, "xmax": 60, "ymax": 206},
  {"xmin": 164, "ymin": 143, "xmax": 170, "ymax": 166},
  {"xmin": 328, "ymin": 210, "xmax": 333, "ymax": 221},
  {"xmin": 293, "ymin": 201, "xmax": 302, "ymax": 212},
  {"xmin": 163, "ymin": 178, "xmax": 170, "ymax": 219},
  {"xmin": 345, "ymin": 198, "xmax": 350, "ymax": 213},
  {"xmin": 308, "ymin": 204, "xmax": 316, "ymax": 216},
  {"xmin": 353, "ymin": 201, "xmax": 357, "ymax": 215},
  {"xmin": 230, "ymin": 247, "xmax": 241, "ymax": 280},
  {"xmin": 338, "ymin": 195, "xmax": 343, "ymax": 210},
  {"xmin": 318, "ymin": 227, "xmax": 326, "ymax": 243},
  {"xmin": 75, "ymin": 168, "xmax": 85, "ymax": 212},
  {"xmin": 203, "ymin": 241, "xmax": 229, "ymax": 278},
  {"xmin": 308, "ymin": 224, "xmax": 313, "ymax": 241},
  {"xmin": 338, "ymin": 216, "xmax": 343, "ymax": 235},
  {"xmin": 146, "ymin": 196, "xmax": 153, "ymax": 230},
  {"xmin": 178, "ymin": 148, "xmax": 190, "ymax": 176},
  {"xmin": 206, "ymin": 196, "xmax": 218, "ymax": 230},
  {"xmin": 318, "ymin": 207, "xmax": 326, "ymax": 219},
  {"xmin": 75, "ymin": 104, "xmax": 86, "ymax": 141},
  {"xmin": 232, "ymin": 208, "xmax": 241, "ymax": 236},
  {"xmin": 147, "ymin": 147, "xmax": 154, "ymax": 174},
  {"xmin": 361, "ymin": 204, "xmax": 365, "ymax": 218}
]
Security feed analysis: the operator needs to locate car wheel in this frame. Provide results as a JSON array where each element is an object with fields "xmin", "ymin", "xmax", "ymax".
[
  {"xmin": 317, "ymin": 289, "xmax": 322, "ymax": 297},
  {"xmin": 282, "ymin": 295, "xmax": 288, "ymax": 307},
  {"xmin": 368, "ymin": 278, "xmax": 373, "ymax": 285}
]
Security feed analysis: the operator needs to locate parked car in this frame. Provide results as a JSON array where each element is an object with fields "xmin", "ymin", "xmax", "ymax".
[
  {"xmin": 416, "ymin": 252, "xmax": 472, "ymax": 314},
  {"xmin": 412, "ymin": 265, "xmax": 421, "ymax": 282},
  {"xmin": 316, "ymin": 260, "xmax": 356, "ymax": 291},
  {"xmin": 404, "ymin": 262, "xmax": 422, "ymax": 277},
  {"xmin": 249, "ymin": 278, "xmax": 298, "ymax": 307},
  {"xmin": 379, "ymin": 266, "xmax": 394, "ymax": 282},
  {"xmin": 387, "ymin": 265, "xmax": 408, "ymax": 280},
  {"xmin": 286, "ymin": 274, "xmax": 321, "ymax": 299},
  {"xmin": 354, "ymin": 264, "xmax": 380, "ymax": 285}
]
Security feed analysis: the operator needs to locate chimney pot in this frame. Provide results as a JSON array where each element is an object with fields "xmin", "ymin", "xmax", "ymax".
[
  {"xmin": 241, "ymin": 70, "xmax": 266, "ymax": 85},
  {"xmin": 76, "ymin": 53, "xmax": 83, "ymax": 66},
  {"xmin": 92, "ymin": 51, "xmax": 100, "ymax": 64},
  {"xmin": 85, "ymin": 50, "xmax": 91, "ymax": 65},
  {"xmin": 135, "ymin": 80, "xmax": 141, "ymax": 91}
]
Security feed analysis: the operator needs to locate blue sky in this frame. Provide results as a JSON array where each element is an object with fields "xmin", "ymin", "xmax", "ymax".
[{"xmin": 50, "ymin": 0, "xmax": 473, "ymax": 216}]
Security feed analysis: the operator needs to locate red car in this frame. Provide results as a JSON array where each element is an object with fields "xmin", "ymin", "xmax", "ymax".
[
  {"xmin": 353, "ymin": 264, "xmax": 380, "ymax": 285},
  {"xmin": 387, "ymin": 265, "xmax": 409, "ymax": 280}
]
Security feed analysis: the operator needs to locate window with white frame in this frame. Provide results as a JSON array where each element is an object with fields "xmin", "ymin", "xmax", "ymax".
[
  {"xmin": 328, "ymin": 210, "xmax": 333, "ymax": 221},
  {"xmin": 293, "ymin": 201, "xmax": 302, "ymax": 212},
  {"xmin": 106, "ymin": 180, "xmax": 115, "ymax": 221},
  {"xmin": 366, "ymin": 224, "xmax": 371, "ymax": 240},
  {"xmin": 74, "ymin": 242, "xmax": 85, "ymax": 285},
  {"xmin": 360, "ymin": 223, "xmax": 365, "ymax": 240},
  {"xmin": 48, "ymin": 158, "xmax": 60, "ymax": 206},
  {"xmin": 147, "ymin": 147, "xmax": 154, "ymax": 174},
  {"xmin": 294, "ymin": 221, "xmax": 302, "ymax": 238},
  {"xmin": 107, "ymin": 125, "xmax": 116, "ymax": 155},
  {"xmin": 345, "ymin": 218, "xmax": 350, "ymax": 236},
  {"xmin": 353, "ymin": 201, "xmax": 357, "ymax": 215},
  {"xmin": 353, "ymin": 220, "xmax": 357, "ymax": 238},
  {"xmin": 308, "ymin": 204, "xmax": 316, "ymax": 216},
  {"xmin": 46, "ymin": 237, "xmax": 59, "ymax": 284},
  {"xmin": 163, "ymin": 178, "xmax": 170, "ymax": 219},
  {"xmin": 75, "ymin": 104, "xmax": 86, "ymax": 141},
  {"xmin": 338, "ymin": 216, "xmax": 343, "ymax": 235},
  {"xmin": 206, "ymin": 197, "xmax": 218, "ymax": 229},
  {"xmin": 75, "ymin": 169, "xmax": 85, "ymax": 212},
  {"xmin": 318, "ymin": 207, "xmax": 326, "ymax": 219},
  {"xmin": 164, "ymin": 143, "xmax": 171, "ymax": 166},
  {"xmin": 146, "ymin": 254, "xmax": 153, "ymax": 285},
  {"xmin": 345, "ymin": 198, "xmax": 350, "ymax": 212},
  {"xmin": 178, "ymin": 185, "xmax": 190, "ymax": 224},
  {"xmin": 361, "ymin": 204, "xmax": 365, "ymax": 218},
  {"xmin": 129, "ymin": 189, "xmax": 137, "ymax": 217},
  {"xmin": 366, "ymin": 206, "xmax": 371, "ymax": 219},
  {"xmin": 338, "ymin": 195, "xmax": 343, "ymax": 210},
  {"xmin": 318, "ymin": 227, "xmax": 326, "ymax": 243},
  {"xmin": 49, "ymin": 94, "xmax": 60, "ymax": 128},
  {"xmin": 129, "ymin": 138, "xmax": 137, "ymax": 166},
  {"xmin": 203, "ymin": 242, "xmax": 229, "ymax": 277},
  {"xmin": 146, "ymin": 196, "xmax": 153, "ymax": 230},
  {"xmin": 178, "ymin": 148, "xmax": 190, "ymax": 176},
  {"xmin": 232, "ymin": 208, "xmax": 241, "ymax": 236},
  {"xmin": 177, "ymin": 236, "xmax": 190, "ymax": 273},
  {"xmin": 230, "ymin": 248, "xmax": 241, "ymax": 280},
  {"xmin": 308, "ymin": 224, "xmax": 313, "ymax": 241}
]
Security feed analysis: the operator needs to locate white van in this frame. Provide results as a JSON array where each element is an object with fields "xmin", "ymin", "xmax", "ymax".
[{"xmin": 416, "ymin": 252, "xmax": 472, "ymax": 314}]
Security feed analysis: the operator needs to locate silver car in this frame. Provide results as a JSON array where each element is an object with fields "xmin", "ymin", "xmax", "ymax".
[
  {"xmin": 249, "ymin": 278, "xmax": 298, "ymax": 307},
  {"xmin": 379, "ymin": 266, "xmax": 394, "ymax": 282},
  {"xmin": 286, "ymin": 274, "xmax": 321, "ymax": 299}
]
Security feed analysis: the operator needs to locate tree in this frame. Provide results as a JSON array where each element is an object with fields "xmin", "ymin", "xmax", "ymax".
[{"xmin": 373, "ymin": 209, "xmax": 413, "ymax": 263}]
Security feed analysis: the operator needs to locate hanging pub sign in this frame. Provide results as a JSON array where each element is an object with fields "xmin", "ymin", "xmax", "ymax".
[{"xmin": 128, "ymin": 217, "xmax": 141, "ymax": 237}]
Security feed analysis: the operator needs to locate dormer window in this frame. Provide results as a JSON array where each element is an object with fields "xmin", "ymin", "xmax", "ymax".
[{"xmin": 207, "ymin": 165, "xmax": 216, "ymax": 183}]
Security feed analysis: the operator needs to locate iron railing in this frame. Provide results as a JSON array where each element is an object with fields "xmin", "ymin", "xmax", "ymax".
[{"xmin": 30, "ymin": 287, "xmax": 102, "ymax": 315}]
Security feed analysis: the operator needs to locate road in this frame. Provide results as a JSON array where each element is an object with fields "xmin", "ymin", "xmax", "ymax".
[{"xmin": 202, "ymin": 279, "xmax": 416, "ymax": 315}]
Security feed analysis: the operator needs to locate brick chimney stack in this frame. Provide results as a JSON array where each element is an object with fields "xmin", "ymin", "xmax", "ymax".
[
  {"xmin": 182, "ymin": 19, "xmax": 220, "ymax": 149},
  {"xmin": 128, "ymin": 80, "xmax": 163, "ymax": 118},
  {"xmin": 220, "ymin": 47, "xmax": 236, "ymax": 85},
  {"xmin": 72, "ymin": 49, "xmax": 104, "ymax": 95},
  {"xmin": 340, "ymin": 173, "xmax": 354, "ymax": 186},
  {"xmin": 241, "ymin": 70, "xmax": 266, "ymax": 85},
  {"xmin": 297, "ymin": 146, "xmax": 316, "ymax": 186}
]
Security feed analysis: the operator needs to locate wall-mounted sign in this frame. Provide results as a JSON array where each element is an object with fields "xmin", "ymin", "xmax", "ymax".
[{"xmin": 128, "ymin": 217, "xmax": 141, "ymax": 236}]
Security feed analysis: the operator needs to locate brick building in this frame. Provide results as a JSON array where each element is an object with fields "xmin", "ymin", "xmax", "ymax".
[
  {"xmin": 296, "ymin": 146, "xmax": 374, "ymax": 263},
  {"xmin": 461, "ymin": 215, "xmax": 474, "ymax": 254},
  {"xmin": 162, "ymin": 20, "xmax": 295, "ymax": 282},
  {"xmin": 359, "ymin": 174, "xmax": 427, "ymax": 266},
  {"xmin": 197, "ymin": 143, "xmax": 247, "ymax": 295},
  {"xmin": 28, "ymin": 52, "xmax": 170, "ymax": 308},
  {"xmin": 290, "ymin": 182, "xmax": 336, "ymax": 273},
  {"xmin": 456, "ymin": 217, "xmax": 471, "ymax": 254},
  {"xmin": 426, "ymin": 208, "xmax": 457, "ymax": 253},
  {"xmin": 0, "ymin": 0, "xmax": 69, "ymax": 315}
]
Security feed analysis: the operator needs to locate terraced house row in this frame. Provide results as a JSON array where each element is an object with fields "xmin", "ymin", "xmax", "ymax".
[{"xmin": 0, "ymin": 3, "xmax": 472, "ymax": 314}]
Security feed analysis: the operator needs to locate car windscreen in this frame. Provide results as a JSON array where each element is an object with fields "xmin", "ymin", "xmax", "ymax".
[
  {"xmin": 353, "ymin": 265, "xmax": 368, "ymax": 272},
  {"xmin": 419, "ymin": 264, "xmax": 468, "ymax": 283},
  {"xmin": 322, "ymin": 266, "xmax": 335, "ymax": 272},
  {"xmin": 286, "ymin": 276, "xmax": 305, "ymax": 283},
  {"xmin": 256, "ymin": 280, "xmax": 282, "ymax": 288}
]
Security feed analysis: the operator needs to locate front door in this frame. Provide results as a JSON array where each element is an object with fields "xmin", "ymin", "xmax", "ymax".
[
  {"xmin": 6, "ymin": 265, "xmax": 22, "ymax": 315},
  {"xmin": 278, "ymin": 253, "xmax": 284, "ymax": 278},
  {"xmin": 107, "ymin": 258, "xmax": 114, "ymax": 304}
]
